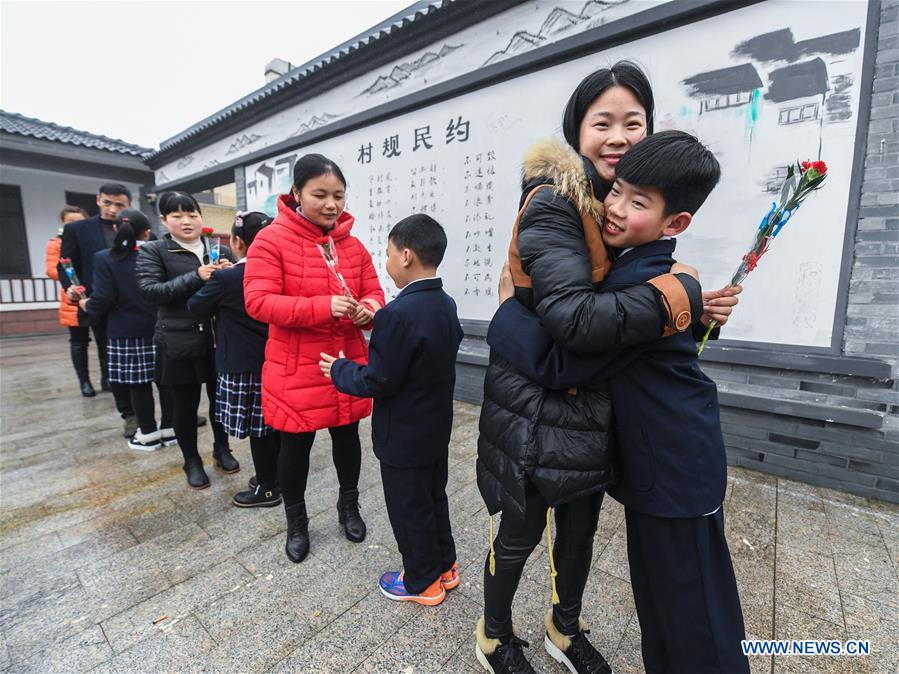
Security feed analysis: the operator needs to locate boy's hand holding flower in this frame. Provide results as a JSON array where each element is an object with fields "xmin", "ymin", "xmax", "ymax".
[
  {"xmin": 78, "ymin": 298, "xmax": 89, "ymax": 311},
  {"xmin": 701, "ymin": 285, "xmax": 742, "ymax": 327},
  {"xmin": 319, "ymin": 350, "xmax": 346, "ymax": 379}
]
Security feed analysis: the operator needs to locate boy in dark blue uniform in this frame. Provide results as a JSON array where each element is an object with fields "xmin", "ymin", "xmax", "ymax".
[
  {"xmin": 490, "ymin": 131, "xmax": 749, "ymax": 673},
  {"xmin": 320, "ymin": 214, "xmax": 464, "ymax": 606}
]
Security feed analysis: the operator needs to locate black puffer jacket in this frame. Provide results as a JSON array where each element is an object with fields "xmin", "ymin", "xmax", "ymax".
[
  {"xmin": 476, "ymin": 139, "xmax": 702, "ymax": 521},
  {"xmin": 136, "ymin": 235, "xmax": 234, "ymax": 360}
]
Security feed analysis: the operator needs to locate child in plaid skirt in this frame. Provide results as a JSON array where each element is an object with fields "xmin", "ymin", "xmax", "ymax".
[
  {"xmin": 188, "ymin": 212, "xmax": 280, "ymax": 507},
  {"xmin": 80, "ymin": 210, "xmax": 170, "ymax": 451}
]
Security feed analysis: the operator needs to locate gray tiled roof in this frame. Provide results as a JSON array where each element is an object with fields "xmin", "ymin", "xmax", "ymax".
[
  {"xmin": 0, "ymin": 110, "xmax": 153, "ymax": 158},
  {"xmin": 153, "ymin": 0, "xmax": 449, "ymax": 156}
]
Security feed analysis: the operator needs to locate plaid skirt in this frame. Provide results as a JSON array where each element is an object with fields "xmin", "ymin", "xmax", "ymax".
[
  {"xmin": 215, "ymin": 372, "xmax": 273, "ymax": 439},
  {"xmin": 107, "ymin": 337, "xmax": 155, "ymax": 384}
]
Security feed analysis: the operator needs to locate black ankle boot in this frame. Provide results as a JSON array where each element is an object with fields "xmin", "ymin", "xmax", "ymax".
[
  {"xmin": 183, "ymin": 458, "xmax": 210, "ymax": 490},
  {"xmin": 284, "ymin": 502, "xmax": 309, "ymax": 563},
  {"xmin": 337, "ymin": 489, "xmax": 366, "ymax": 543},
  {"xmin": 213, "ymin": 446, "xmax": 240, "ymax": 473},
  {"xmin": 70, "ymin": 343, "xmax": 95, "ymax": 397}
]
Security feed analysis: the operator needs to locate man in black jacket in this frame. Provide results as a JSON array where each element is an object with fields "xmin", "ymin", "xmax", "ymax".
[{"xmin": 59, "ymin": 183, "xmax": 135, "ymax": 432}]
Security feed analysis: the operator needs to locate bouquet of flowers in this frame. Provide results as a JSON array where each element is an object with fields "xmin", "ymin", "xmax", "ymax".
[
  {"xmin": 698, "ymin": 160, "xmax": 828, "ymax": 354},
  {"xmin": 59, "ymin": 257, "xmax": 86, "ymax": 299}
]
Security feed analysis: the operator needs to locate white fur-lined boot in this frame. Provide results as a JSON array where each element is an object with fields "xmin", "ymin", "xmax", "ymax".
[
  {"xmin": 543, "ymin": 608, "xmax": 613, "ymax": 673},
  {"xmin": 475, "ymin": 617, "xmax": 536, "ymax": 673}
]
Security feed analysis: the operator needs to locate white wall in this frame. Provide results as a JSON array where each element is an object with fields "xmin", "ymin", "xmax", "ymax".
[{"xmin": 0, "ymin": 165, "xmax": 144, "ymax": 280}]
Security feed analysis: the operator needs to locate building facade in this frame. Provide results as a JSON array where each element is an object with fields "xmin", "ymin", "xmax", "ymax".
[
  {"xmin": 0, "ymin": 111, "xmax": 155, "ymax": 335},
  {"xmin": 144, "ymin": 0, "xmax": 898, "ymax": 502}
]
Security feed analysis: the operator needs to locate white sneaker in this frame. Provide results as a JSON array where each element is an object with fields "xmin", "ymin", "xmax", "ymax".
[
  {"xmin": 159, "ymin": 428, "xmax": 178, "ymax": 447},
  {"xmin": 128, "ymin": 429, "xmax": 162, "ymax": 452}
]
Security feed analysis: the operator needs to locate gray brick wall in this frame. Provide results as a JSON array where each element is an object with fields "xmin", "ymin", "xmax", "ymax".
[
  {"xmin": 845, "ymin": 0, "xmax": 899, "ymax": 363},
  {"xmin": 453, "ymin": 0, "xmax": 899, "ymax": 505}
]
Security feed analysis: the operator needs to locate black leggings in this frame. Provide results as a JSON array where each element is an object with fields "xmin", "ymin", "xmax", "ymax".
[
  {"xmin": 483, "ymin": 482, "xmax": 604, "ymax": 638},
  {"xmin": 171, "ymin": 382, "xmax": 229, "ymax": 461},
  {"xmin": 250, "ymin": 433, "xmax": 280, "ymax": 488},
  {"xmin": 128, "ymin": 383, "xmax": 174, "ymax": 435},
  {"xmin": 278, "ymin": 422, "xmax": 361, "ymax": 507}
]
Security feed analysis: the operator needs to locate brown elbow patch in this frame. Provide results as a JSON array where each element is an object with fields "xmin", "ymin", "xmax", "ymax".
[{"xmin": 646, "ymin": 274, "xmax": 692, "ymax": 336}]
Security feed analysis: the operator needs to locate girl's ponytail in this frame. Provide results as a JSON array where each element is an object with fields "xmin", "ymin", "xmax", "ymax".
[{"xmin": 112, "ymin": 209, "xmax": 152, "ymax": 260}]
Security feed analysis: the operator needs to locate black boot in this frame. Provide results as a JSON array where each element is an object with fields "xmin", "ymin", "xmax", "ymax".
[
  {"xmin": 183, "ymin": 458, "xmax": 210, "ymax": 490},
  {"xmin": 337, "ymin": 489, "xmax": 366, "ymax": 543},
  {"xmin": 70, "ymin": 343, "xmax": 95, "ymax": 397},
  {"xmin": 284, "ymin": 502, "xmax": 309, "ymax": 563},
  {"xmin": 233, "ymin": 483, "xmax": 282, "ymax": 508},
  {"xmin": 213, "ymin": 446, "xmax": 240, "ymax": 473}
]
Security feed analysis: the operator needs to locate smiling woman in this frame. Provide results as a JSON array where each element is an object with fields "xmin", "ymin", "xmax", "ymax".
[
  {"xmin": 136, "ymin": 190, "xmax": 239, "ymax": 489},
  {"xmin": 243, "ymin": 153, "xmax": 385, "ymax": 565},
  {"xmin": 474, "ymin": 61, "xmax": 712, "ymax": 674}
]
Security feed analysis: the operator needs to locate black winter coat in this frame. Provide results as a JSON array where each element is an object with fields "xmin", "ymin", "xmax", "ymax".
[
  {"xmin": 83, "ymin": 248, "xmax": 157, "ymax": 339},
  {"xmin": 186, "ymin": 262, "xmax": 268, "ymax": 374},
  {"xmin": 136, "ymin": 235, "xmax": 234, "ymax": 361},
  {"xmin": 476, "ymin": 139, "xmax": 702, "ymax": 521}
]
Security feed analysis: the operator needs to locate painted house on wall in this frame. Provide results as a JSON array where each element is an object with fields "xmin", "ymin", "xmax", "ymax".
[
  {"xmin": 680, "ymin": 27, "xmax": 861, "ymax": 194},
  {"xmin": 0, "ymin": 111, "xmax": 154, "ymax": 335}
]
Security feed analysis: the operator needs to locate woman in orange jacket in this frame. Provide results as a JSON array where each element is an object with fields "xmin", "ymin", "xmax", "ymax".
[{"xmin": 46, "ymin": 205, "xmax": 96, "ymax": 395}]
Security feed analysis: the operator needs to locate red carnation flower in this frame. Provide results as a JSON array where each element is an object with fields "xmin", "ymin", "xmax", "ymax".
[
  {"xmin": 201, "ymin": 226, "xmax": 214, "ymax": 235},
  {"xmin": 811, "ymin": 160, "xmax": 827, "ymax": 175}
]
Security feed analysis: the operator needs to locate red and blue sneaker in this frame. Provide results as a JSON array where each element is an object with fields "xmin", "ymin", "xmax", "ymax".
[{"xmin": 379, "ymin": 570, "xmax": 446, "ymax": 606}]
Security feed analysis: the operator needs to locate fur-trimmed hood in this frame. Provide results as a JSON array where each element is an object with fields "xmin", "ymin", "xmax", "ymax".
[{"xmin": 522, "ymin": 138, "xmax": 605, "ymax": 224}]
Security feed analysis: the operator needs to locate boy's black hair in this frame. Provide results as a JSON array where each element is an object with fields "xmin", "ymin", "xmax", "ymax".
[
  {"xmin": 158, "ymin": 191, "xmax": 202, "ymax": 216},
  {"xmin": 111, "ymin": 209, "xmax": 152, "ymax": 260},
  {"xmin": 562, "ymin": 60, "xmax": 655, "ymax": 152},
  {"xmin": 292, "ymin": 153, "xmax": 347, "ymax": 192},
  {"xmin": 98, "ymin": 183, "xmax": 132, "ymax": 202},
  {"xmin": 388, "ymin": 214, "xmax": 447, "ymax": 268},
  {"xmin": 614, "ymin": 130, "xmax": 721, "ymax": 215},
  {"xmin": 232, "ymin": 211, "xmax": 270, "ymax": 249}
]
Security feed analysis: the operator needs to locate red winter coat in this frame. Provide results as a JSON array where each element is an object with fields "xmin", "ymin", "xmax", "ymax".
[{"xmin": 244, "ymin": 194, "xmax": 385, "ymax": 433}]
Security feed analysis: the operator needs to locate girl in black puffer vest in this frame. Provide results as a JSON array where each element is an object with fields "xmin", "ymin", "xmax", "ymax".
[{"xmin": 475, "ymin": 63, "xmax": 706, "ymax": 674}]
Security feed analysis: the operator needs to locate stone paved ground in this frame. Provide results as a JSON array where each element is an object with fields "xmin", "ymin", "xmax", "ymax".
[{"xmin": 1, "ymin": 334, "xmax": 897, "ymax": 673}]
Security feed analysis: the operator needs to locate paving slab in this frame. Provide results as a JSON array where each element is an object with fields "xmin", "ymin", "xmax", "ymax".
[{"xmin": 1, "ymin": 334, "xmax": 897, "ymax": 673}]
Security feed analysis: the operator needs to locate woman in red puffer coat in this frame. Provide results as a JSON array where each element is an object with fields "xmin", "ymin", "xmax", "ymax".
[{"xmin": 245, "ymin": 153, "xmax": 384, "ymax": 564}]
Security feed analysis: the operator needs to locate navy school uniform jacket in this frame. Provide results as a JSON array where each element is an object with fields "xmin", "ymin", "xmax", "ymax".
[
  {"xmin": 82, "ymin": 248, "xmax": 157, "ymax": 339},
  {"xmin": 487, "ymin": 238, "xmax": 726, "ymax": 519},
  {"xmin": 186, "ymin": 262, "xmax": 267, "ymax": 374},
  {"xmin": 330, "ymin": 277, "xmax": 464, "ymax": 468}
]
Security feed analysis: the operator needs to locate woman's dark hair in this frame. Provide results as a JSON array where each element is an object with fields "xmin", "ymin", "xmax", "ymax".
[
  {"xmin": 232, "ymin": 211, "xmax": 271, "ymax": 250},
  {"xmin": 562, "ymin": 60, "xmax": 655, "ymax": 151},
  {"xmin": 292, "ymin": 153, "xmax": 347, "ymax": 192},
  {"xmin": 111, "ymin": 209, "xmax": 152, "ymax": 259},
  {"xmin": 158, "ymin": 191, "xmax": 202, "ymax": 216},
  {"xmin": 60, "ymin": 205, "xmax": 88, "ymax": 222}
]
